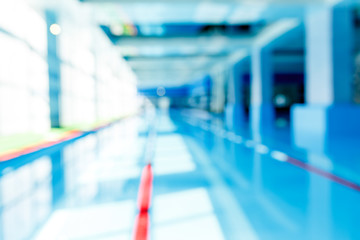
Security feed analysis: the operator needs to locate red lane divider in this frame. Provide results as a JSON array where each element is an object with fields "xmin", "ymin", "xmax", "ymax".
[
  {"xmin": 137, "ymin": 164, "xmax": 153, "ymax": 212},
  {"xmin": 185, "ymin": 117, "xmax": 360, "ymax": 193},
  {"xmin": 133, "ymin": 212, "xmax": 150, "ymax": 240},
  {"xmin": 287, "ymin": 157, "xmax": 360, "ymax": 192},
  {"xmin": 133, "ymin": 164, "xmax": 153, "ymax": 240}
]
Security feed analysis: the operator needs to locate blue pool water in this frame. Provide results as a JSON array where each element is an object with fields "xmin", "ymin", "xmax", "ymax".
[{"xmin": 0, "ymin": 110, "xmax": 360, "ymax": 240}]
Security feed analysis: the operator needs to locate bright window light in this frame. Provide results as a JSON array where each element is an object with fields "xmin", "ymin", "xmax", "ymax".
[
  {"xmin": 153, "ymin": 188, "xmax": 214, "ymax": 223},
  {"xmin": 34, "ymin": 201, "xmax": 135, "ymax": 240},
  {"xmin": 153, "ymin": 188, "xmax": 225, "ymax": 240}
]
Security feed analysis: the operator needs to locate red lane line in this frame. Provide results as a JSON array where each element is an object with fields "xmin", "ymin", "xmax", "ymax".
[
  {"xmin": 0, "ymin": 130, "xmax": 83, "ymax": 162},
  {"xmin": 133, "ymin": 164, "xmax": 153, "ymax": 240},
  {"xmin": 186, "ymin": 118, "xmax": 360, "ymax": 192},
  {"xmin": 137, "ymin": 164, "xmax": 153, "ymax": 212},
  {"xmin": 0, "ymin": 120, "xmax": 119, "ymax": 162},
  {"xmin": 132, "ymin": 212, "xmax": 150, "ymax": 240},
  {"xmin": 287, "ymin": 157, "xmax": 360, "ymax": 192}
]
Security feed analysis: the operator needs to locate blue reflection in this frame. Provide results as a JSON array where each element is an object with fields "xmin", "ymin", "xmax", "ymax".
[
  {"xmin": 0, "ymin": 119, "xmax": 146, "ymax": 240},
  {"xmin": 1, "ymin": 112, "xmax": 360, "ymax": 239},
  {"xmin": 176, "ymin": 108, "xmax": 360, "ymax": 239},
  {"xmin": 0, "ymin": 156, "xmax": 52, "ymax": 240}
]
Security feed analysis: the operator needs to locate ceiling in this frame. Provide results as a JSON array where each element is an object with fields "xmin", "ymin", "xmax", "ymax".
[{"xmin": 78, "ymin": 0, "xmax": 326, "ymax": 88}]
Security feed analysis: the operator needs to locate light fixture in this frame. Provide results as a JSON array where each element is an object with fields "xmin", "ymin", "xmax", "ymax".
[
  {"xmin": 156, "ymin": 87, "xmax": 166, "ymax": 97},
  {"xmin": 274, "ymin": 94, "xmax": 288, "ymax": 107},
  {"xmin": 49, "ymin": 23, "xmax": 61, "ymax": 35},
  {"xmin": 110, "ymin": 24, "xmax": 124, "ymax": 36}
]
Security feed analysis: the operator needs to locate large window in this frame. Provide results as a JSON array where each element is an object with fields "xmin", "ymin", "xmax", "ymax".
[{"xmin": 0, "ymin": 4, "xmax": 49, "ymax": 136}]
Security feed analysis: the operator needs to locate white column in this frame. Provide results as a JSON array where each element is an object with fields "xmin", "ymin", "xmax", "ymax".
[
  {"xmin": 291, "ymin": 2, "xmax": 360, "ymax": 149},
  {"xmin": 250, "ymin": 19, "xmax": 301, "ymax": 136}
]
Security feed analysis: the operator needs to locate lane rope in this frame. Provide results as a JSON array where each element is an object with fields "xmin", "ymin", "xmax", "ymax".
[
  {"xmin": 183, "ymin": 114, "xmax": 360, "ymax": 192},
  {"xmin": 133, "ymin": 117, "xmax": 156, "ymax": 240}
]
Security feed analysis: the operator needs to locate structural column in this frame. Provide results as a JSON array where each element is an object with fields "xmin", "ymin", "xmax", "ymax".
[
  {"xmin": 225, "ymin": 55, "xmax": 249, "ymax": 131},
  {"xmin": 250, "ymin": 19, "xmax": 301, "ymax": 136},
  {"xmin": 46, "ymin": 11, "xmax": 62, "ymax": 128},
  {"xmin": 291, "ymin": 2, "xmax": 360, "ymax": 149},
  {"xmin": 250, "ymin": 47, "xmax": 274, "ymax": 136},
  {"xmin": 210, "ymin": 68, "xmax": 226, "ymax": 113}
]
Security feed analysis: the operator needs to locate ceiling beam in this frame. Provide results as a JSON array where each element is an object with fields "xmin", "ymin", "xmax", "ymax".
[
  {"xmin": 115, "ymin": 35, "xmax": 254, "ymax": 48},
  {"xmin": 127, "ymin": 55, "xmax": 228, "ymax": 68},
  {"xmin": 124, "ymin": 52, "xmax": 229, "ymax": 60}
]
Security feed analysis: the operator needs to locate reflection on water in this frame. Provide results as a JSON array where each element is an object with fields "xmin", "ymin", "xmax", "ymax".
[
  {"xmin": 1, "ymin": 156, "xmax": 52, "ymax": 240},
  {"xmin": 1, "ymin": 112, "xmax": 360, "ymax": 240},
  {"xmin": 177, "ymin": 109, "xmax": 360, "ymax": 240},
  {"xmin": 0, "ymin": 118, "xmax": 144, "ymax": 240}
]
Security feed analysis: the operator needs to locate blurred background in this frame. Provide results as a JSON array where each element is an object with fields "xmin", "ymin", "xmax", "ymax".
[{"xmin": 1, "ymin": 0, "xmax": 360, "ymax": 239}]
